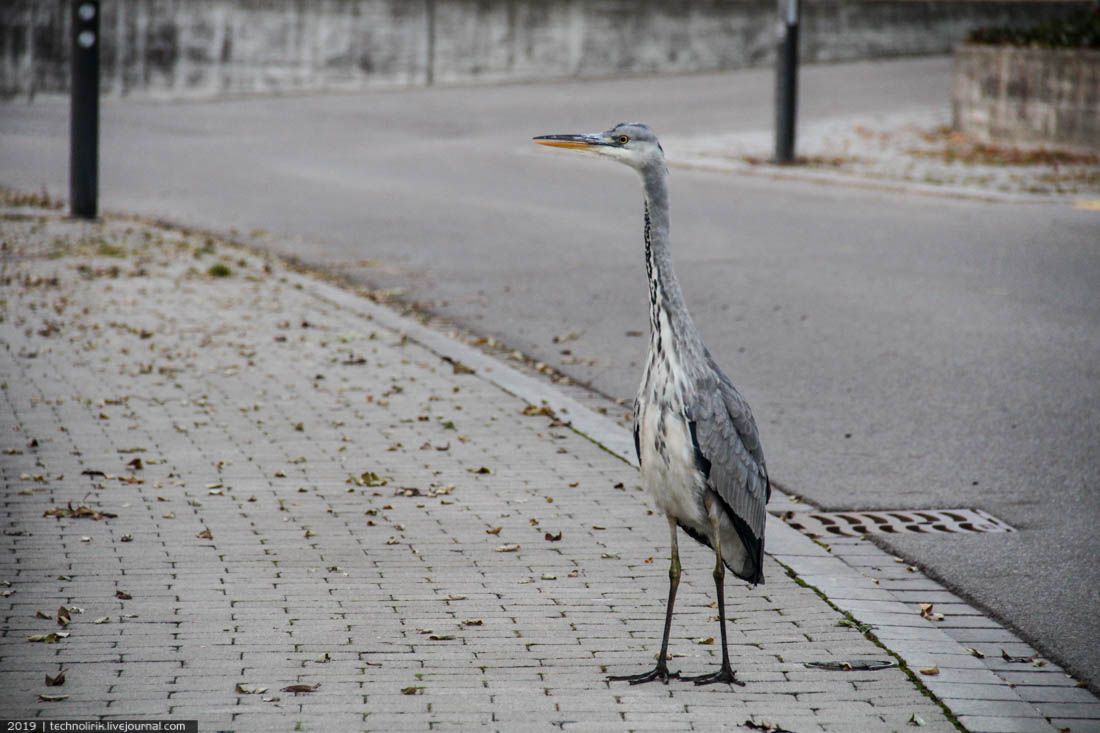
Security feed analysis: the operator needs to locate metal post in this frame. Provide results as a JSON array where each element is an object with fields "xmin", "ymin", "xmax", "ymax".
[
  {"xmin": 70, "ymin": 0, "xmax": 99, "ymax": 219},
  {"xmin": 774, "ymin": 0, "xmax": 799, "ymax": 164}
]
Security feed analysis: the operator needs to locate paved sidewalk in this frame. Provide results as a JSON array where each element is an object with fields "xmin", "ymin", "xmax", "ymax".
[
  {"xmin": 0, "ymin": 212, "xmax": 962, "ymax": 731},
  {"xmin": 664, "ymin": 111, "xmax": 1100, "ymax": 203}
]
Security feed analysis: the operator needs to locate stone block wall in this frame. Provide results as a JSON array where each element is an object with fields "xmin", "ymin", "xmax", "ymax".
[
  {"xmin": 953, "ymin": 45, "xmax": 1100, "ymax": 151},
  {"xmin": 0, "ymin": 0, "xmax": 1092, "ymax": 99}
]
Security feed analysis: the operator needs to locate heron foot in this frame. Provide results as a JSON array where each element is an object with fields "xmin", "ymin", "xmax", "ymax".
[
  {"xmin": 608, "ymin": 663, "xmax": 680, "ymax": 685},
  {"xmin": 683, "ymin": 664, "xmax": 745, "ymax": 687}
]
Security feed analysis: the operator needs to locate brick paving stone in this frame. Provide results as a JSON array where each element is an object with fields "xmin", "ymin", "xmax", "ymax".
[{"xmin": 0, "ymin": 211, "xmax": 1072, "ymax": 733}]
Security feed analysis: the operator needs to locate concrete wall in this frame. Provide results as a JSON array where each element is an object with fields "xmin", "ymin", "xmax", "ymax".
[
  {"xmin": 953, "ymin": 45, "xmax": 1100, "ymax": 151},
  {"xmin": 1, "ymin": 0, "xmax": 1092, "ymax": 100}
]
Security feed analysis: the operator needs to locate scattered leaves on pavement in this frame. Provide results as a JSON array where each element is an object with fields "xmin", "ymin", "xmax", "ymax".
[{"xmin": 43, "ymin": 503, "xmax": 117, "ymax": 521}]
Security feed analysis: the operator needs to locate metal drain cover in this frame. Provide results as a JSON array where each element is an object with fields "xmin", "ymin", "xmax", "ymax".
[{"xmin": 776, "ymin": 508, "xmax": 1014, "ymax": 537}]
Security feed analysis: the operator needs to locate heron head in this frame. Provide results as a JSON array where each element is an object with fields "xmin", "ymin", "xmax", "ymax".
[{"xmin": 533, "ymin": 122, "xmax": 664, "ymax": 172}]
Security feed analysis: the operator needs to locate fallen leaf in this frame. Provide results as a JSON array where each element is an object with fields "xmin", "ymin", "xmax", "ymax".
[
  {"xmin": 401, "ymin": 686, "xmax": 424, "ymax": 695},
  {"xmin": 697, "ymin": 637, "xmax": 715, "ymax": 645},
  {"xmin": 544, "ymin": 531, "xmax": 562, "ymax": 542},
  {"xmin": 428, "ymin": 634, "xmax": 455, "ymax": 641},
  {"xmin": 485, "ymin": 527, "xmax": 502, "ymax": 536},
  {"xmin": 115, "ymin": 590, "xmax": 132, "ymax": 600},
  {"xmin": 37, "ymin": 694, "xmax": 69, "ymax": 702},
  {"xmin": 446, "ymin": 594, "xmax": 466, "ymax": 601},
  {"xmin": 467, "ymin": 466, "xmax": 492, "ymax": 475},
  {"xmin": 918, "ymin": 603, "xmax": 945, "ymax": 622},
  {"xmin": 918, "ymin": 666, "xmax": 939, "ymax": 676},
  {"xmin": 908, "ymin": 713, "xmax": 925, "ymax": 727},
  {"xmin": 495, "ymin": 544, "xmax": 520, "ymax": 553},
  {"xmin": 45, "ymin": 669, "xmax": 66, "ymax": 686},
  {"xmin": 965, "ymin": 647, "xmax": 985, "ymax": 659},
  {"xmin": 442, "ymin": 356, "xmax": 474, "ymax": 375},
  {"xmin": 93, "ymin": 617, "xmax": 110, "ymax": 624},
  {"xmin": 281, "ymin": 683, "xmax": 320, "ymax": 694},
  {"xmin": 56, "ymin": 606, "xmax": 71, "ymax": 627},
  {"xmin": 236, "ymin": 683, "xmax": 268, "ymax": 694},
  {"xmin": 196, "ymin": 528, "xmax": 213, "ymax": 540},
  {"xmin": 119, "ymin": 534, "xmax": 133, "ymax": 542},
  {"xmin": 462, "ymin": 618, "xmax": 484, "ymax": 626},
  {"xmin": 28, "ymin": 632, "xmax": 69, "ymax": 643}
]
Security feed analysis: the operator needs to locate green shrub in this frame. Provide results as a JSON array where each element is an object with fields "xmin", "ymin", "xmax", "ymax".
[{"xmin": 967, "ymin": 7, "xmax": 1100, "ymax": 48}]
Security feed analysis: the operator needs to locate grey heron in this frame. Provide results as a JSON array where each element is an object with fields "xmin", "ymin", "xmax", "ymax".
[{"xmin": 534, "ymin": 123, "xmax": 769, "ymax": 686}]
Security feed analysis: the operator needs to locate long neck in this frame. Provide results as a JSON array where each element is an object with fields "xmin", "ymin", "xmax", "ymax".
[{"xmin": 642, "ymin": 166, "xmax": 700, "ymax": 354}]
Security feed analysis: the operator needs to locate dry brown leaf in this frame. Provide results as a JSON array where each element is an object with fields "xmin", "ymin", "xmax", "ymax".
[
  {"xmin": 485, "ymin": 527, "xmax": 502, "ymax": 535},
  {"xmin": 495, "ymin": 544, "xmax": 520, "ymax": 553},
  {"xmin": 115, "ymin": 590, "xmax": 132, "ymax": 600},
  {"xmin": 196, "ymin": 528, "xmax": 213, "ymax": 540},
  {"xmin": 45, "ymin": 669, "xmax": 66, "ymax": 686},
  {"xmin": 918, "ymin": 666, "xmax": 939, "ymax": 676},
  {"xmin": 281, "ymin": 683, "xmax": 320, "ymax": 694},
  {"xmin": 544, "ymin": 531, "xmax": 562, "ymax": 542},
  {"xmin": 37, "ymin": 694, "xmax": 69, "ymax": 702}
]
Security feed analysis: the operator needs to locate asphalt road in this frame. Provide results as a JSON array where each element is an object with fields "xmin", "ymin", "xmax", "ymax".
[{"xmin": 2, "ymin": 56, "xmax": 1098, "ymax": 686}]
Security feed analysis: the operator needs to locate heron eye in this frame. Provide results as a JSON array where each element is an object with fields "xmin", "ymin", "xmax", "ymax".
[{"xmin": 617, "ymin": 135, "xmax": 630, "ymax": 145}]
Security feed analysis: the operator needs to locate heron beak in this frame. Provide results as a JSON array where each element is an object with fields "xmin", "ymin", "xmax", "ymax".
[{"xmin": 533, "ymin": 133, "xmax": 605, "ymax": 151}]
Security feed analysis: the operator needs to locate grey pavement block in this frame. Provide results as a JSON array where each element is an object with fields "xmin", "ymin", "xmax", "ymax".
[{"xmin": 956, "ymin": 715, "xmax": 1058, "ymax": 733}]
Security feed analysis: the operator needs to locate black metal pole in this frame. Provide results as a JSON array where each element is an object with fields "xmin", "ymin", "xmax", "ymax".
[
  {"xmin": 70, "ymin": 0, "xmax": 99, "ymax": 219},
  {"xmin": 774, "ymin": 0, "xmax": 799, "ymax": 164}
]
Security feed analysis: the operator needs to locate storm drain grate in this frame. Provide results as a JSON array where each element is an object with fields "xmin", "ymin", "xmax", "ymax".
[{"xmin": 776, "ymin": 508, "xmax": 1014, "ymax": 537}]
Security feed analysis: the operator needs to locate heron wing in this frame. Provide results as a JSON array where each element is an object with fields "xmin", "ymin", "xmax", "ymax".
[{"xmin": 687, "ymin": 360, "xmax": 770, "ymax": 562}]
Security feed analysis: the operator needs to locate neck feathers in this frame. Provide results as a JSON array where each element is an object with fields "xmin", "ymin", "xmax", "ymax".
[{"xmin": 642, "ymin": 167, "xmax": 698, "ymax": 353}]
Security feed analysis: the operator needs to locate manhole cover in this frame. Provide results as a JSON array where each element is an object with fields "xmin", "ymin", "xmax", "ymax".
[{"xmin": 776, "ymin": 508, "xmax": 1014, "ymax": 537}]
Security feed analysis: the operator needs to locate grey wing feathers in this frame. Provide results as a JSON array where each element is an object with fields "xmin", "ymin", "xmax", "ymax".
[{"xmin": 688, "ymin": 365, "xmax": 770, "ymax": 545}]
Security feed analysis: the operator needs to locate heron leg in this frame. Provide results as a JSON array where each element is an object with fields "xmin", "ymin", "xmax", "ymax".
[
  {"xmin": 684, "ymin": 496, "xmax": 745, "ymax": 687},
  {"xmin": 608, "ymin": 517, "xmax": 681, "ymax": 685}
]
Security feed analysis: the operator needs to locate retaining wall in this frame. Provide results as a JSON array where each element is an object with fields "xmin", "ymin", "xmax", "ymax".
[
  {"xmin": 953, "ymin": 45, "xmax": 1100, "ymax": 151},
  {"xmin": 1, "ymin": 0, "xmax": 1092, "ymax": 99}
]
